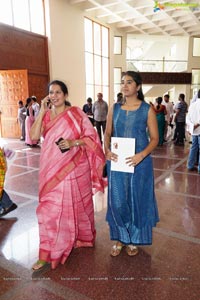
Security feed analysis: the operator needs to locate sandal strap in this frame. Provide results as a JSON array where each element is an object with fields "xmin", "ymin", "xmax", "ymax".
[
  {"xmin": 127, "ymin": 245, "xmax": 137, "ymax": 250},
  {"xmin": 112, "ymin": 244, "xmax": 123, "ymax": 250},
  {"xmin": 32, "ymin": 259, "xmax": 47, "ymax": 270}
]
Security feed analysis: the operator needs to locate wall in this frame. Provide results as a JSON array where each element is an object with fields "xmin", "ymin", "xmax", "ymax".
[
  {"xmin": 0, "ymin": 22, "xmax": 49, "ymax": 101},
  {"xmin": 187, "ymin": 36, "xmax": 200, "ymax": 99},
  {"xmin": 45, "ymin": 0, "xmax": 124, "ymax": 107},
  {"xmin": 45, "ymin": 0, "xmax": 86, "ymax": 107}
]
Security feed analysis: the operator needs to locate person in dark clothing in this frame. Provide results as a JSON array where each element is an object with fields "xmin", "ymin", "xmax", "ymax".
[
  {"xmin": 174, "ymin": 93, "xmax": 188, "ymax": 146},
  {"xmin": 83, "ymin": 97, "xmax": 94, "ymax": 125}
]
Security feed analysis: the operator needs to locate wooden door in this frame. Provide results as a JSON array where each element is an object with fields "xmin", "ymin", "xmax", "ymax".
[{"xmin": 0, "ymin": 69, "xmax": 29, "ymax": 138}]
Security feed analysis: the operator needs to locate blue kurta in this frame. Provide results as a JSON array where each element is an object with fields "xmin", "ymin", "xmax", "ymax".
[{"xmin": 106, "ymin": 102, "xmax": 159, "ymax": 245}]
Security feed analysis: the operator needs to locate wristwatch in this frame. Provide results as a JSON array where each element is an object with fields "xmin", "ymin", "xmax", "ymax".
[{"xmin": 75, "ymin": 140, "xmax": 80, "ymax": 146}]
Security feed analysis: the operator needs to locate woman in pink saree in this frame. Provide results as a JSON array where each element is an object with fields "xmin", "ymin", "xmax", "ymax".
[
  {"xmin": 25, "ymin": 97, "xmax": 38, "ymax": 147},
  {"xmin": 30, "ymin": 80, "xmax": 106, "ymax": 270}
]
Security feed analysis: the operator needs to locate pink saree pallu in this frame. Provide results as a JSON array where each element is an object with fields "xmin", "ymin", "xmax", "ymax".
[{"xmin": 37, "ymin": 107, "xmax": 106, "ymax": 269}]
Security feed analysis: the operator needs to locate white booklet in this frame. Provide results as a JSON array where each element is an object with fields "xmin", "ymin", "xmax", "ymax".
[{"xmin": 111, "ymin": 137, "xmax": 135, "ymax": 173}]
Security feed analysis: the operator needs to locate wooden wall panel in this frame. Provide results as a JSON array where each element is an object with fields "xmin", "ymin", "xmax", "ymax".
[
  {"xmin": 0, "ymin": 70, "xmax": 29, "ymax": 138},
  {"xmin": 0, "ymin": 23, "xmax": 49, "ymax": 74},
  {"xmin": 140, "ymin": 72, "xmax": 192, "ymax": 84},
  {"xmin": 28, "ymin": 74, "xmax": 49, "ymax": 102},
  {"xmin": 0, "ymin": 23, "xmax": 49, "ymax": 137}
]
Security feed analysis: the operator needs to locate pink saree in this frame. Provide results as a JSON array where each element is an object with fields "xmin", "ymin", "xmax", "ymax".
[
  {"xmin": 25, "ymin": 106, "xmax": 38, "ymax": 146},
  {"xmin": 37, "ymin": 106, "xmax": 106, "ymax": 269}
]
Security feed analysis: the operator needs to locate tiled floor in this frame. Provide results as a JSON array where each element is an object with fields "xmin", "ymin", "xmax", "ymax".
[{"xmin": 0, "ymin": 138, "xmax": 200, "ymax": 300}]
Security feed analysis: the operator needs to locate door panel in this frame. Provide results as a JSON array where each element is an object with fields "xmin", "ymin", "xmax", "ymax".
[{"xmin": 0, "ymin": 69, "xmax": 29, "ymax": 138}]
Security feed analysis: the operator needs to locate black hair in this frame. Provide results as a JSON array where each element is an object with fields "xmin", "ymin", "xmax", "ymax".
[
  {"xmin": 117, "ymin": 92, "xmax": 123, "ymax": 97},
  {"xmin": 48, "ymin": 80, "xmax": 68, "ymax": 95},
  {"xmin": 197, "ymin": 89, "xmax": 200, "ymax": 98},
  {"xmin": 156, "ymin": 97, "xmax": 162, "ymax": 110},
  {"xmin": 122, "ymin": 71, "xmax": 144, "ymax": 101},
  {"xmin": 18, "ymin": 100, "xmax": 23, "ymax": 105},
  {"xmin": 164, "ymin": 94, "xmax": 170, "ymax": 100},
  {"xmin": 179, "ymin": 93, "xmax": 185, "ymax": 101},
  {"xmin": 31, "ymin": 96, "xmax": 37, "ymax": 102},
  {"xmin": 65, "ymin": 100, "xmax": 71, "ymax": 106},
  {"xmin": 87, "ymin": 97, "xmax": 92, "ymax": 103}
]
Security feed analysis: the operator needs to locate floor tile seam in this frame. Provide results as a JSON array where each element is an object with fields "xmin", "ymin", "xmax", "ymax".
[
  {"xmin": 21, "ymin": 150, "xmax": 41, "ymax": 156},
  {"xmin": 15, "ymin": 150, "xmax": 37, "ymax": 155},
  {"xmin": 0, "ymin": 280, "xmax": 33, "ymax": 300},
  {"xmin": 154, "ymin": 156, "xmax": 188, "ymax": 184},
  {"xmin": 15, "ymin": 152, "xmax": 41, "ymax": 157},
  {"xmin": 0, "ymin": 256, "xmax": 31, "ymax": 281},
  {"xmin": 6, "ymin": 169, "xmax": 39, "ymax": 179},
  {"xmin": 171, "ymin": 170, "xmax": 200, "ymax": 176},
  {"xmin": 41, "ymin": 279, "xmax": 93, "ymax": 300},
  {"xmin": 152, "ymin": 155, "xmax": 181, "ymax": 160},
  {"xmin": 3, "ymin": 189, "xmax": 38, "ymax": 202},
  {"xmin": 154, "ymin": 168, "xmax": 198, "ymax": 175},
  {"xmin": 8, "ymin": 162, "xmax": 38, "ymax": 169},
  {"xmin": 154, "ymin": 227, "xmax": 200, "ymax": 244},
  {"xmin": 155, "ymin": 189, "xmax": 200, "ymax": 200}
]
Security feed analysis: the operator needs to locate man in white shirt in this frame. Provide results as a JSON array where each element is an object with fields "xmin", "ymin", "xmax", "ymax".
[
  {"xmin": 186, "ymin": 90, "xmax": 200, "ymax": 173},
  {"xmin": 31, "ymin": 96, "xmax": 40, "ymax": 119},
  {"xmin": 162, "ymin": 94, "xmax": 174, "ymax": 141}
]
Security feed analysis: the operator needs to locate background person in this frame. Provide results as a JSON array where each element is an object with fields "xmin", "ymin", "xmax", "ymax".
[
  {"xmin": 173, "ymin": 93, "xmax": 188, "ymax": 146},
  {"xmin": 30, "ymin": 80, "xmax": 106, "ymax": 270},
  {"xmin": 92, "ymin": 93, "xmax": 108, "ymax": 144},
  {"xmin": 17, "ymin": 100, "xmax": 26, "ymax": 141},
  {"xmin": 186, "ymin": 89, "xmax": 200, "ymax": 173},
  {"xmin": 25, "ymin": 97, "xmax": 38, "ymax": 147},
  {"xmin": 104, "ymin": 71, "xmax": 159, "ymax": 257},
  {"xmin": 31, "ymin": 96, "xmax": 40, "ymax": 119},
  {"xmin": 0, "ymin": 147, "xmax": 17, "ymax": 217},
  {"xmin": 83, "ymin": 97, "xmax": 94, "ymax": 125},
  {"xmin": 162, "ymin": 94, "xmax": 174, "ymax": 141},
  {"xmin": 151, "ymin": 97, "xmax": 167, "ymax": 146}
]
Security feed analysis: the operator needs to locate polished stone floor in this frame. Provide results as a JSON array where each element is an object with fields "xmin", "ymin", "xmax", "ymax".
[{"xmin": 0, "ymin": 138, "xmax": 199, "ymax": 300}]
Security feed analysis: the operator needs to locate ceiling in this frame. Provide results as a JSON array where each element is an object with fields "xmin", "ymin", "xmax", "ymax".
[{"xmin": 69, "ymin": 0, "xmax": 200, "ymax": 36}]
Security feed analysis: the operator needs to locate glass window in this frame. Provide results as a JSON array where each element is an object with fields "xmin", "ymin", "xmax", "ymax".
[
  {"xmin": 192, "ymin": 69, "xmax": 200, "ymax": 85},
  {"xmin": 86, "ymin": 84, "xmax": 94, "ymax": 100},
  {"xmin": 114, "ymin": 68, "xmax": 122, "ymax": 100},
  {"xmin": 84, "ymin": 18, "xmax": 93, "ymax": 53},
  {"xmin": 114, "ymin": 36, "xmax": 122, "ymax": 55},
  {"xmin": 102, "ymin": 86, "xmax": 109, "ymax": 102},
  {"xmin": 0, "ymin": 0, "xmax": 12, "ymax": 25},
  {"xmin": 12, "ymin": 0, "xmax": 30, "ymax": 31},
  {"xmin": 29, "ymin": 0, "xmax": 45, "ymax": 35},
  {"xmin": 0, "ymin": 0, "xmax": 44, "ymax": 35},
  {"xmin": 102, "ymin": 57, "xmax": 109, "ymax": 85},
  {"xmin": 84, "ymin": 18, "xmax": 109, "ymax": 103},
  {"xmin": 102, "ymin": 26, "xmax": 108, "ymax": 57},
  {"xmin": 94, "ymin": 23, "xmax": 101, "ymax": 55},
  {"xmin": 193, "ymin": 38, "xmax": 200, "ymax": 56},
  {"xmin": 94, "ymin": 55, "xmax": 101, "ymax": 85},
  {"xmin": 85, "ymin": 53, "xmax": 94, "ymax": 84}
]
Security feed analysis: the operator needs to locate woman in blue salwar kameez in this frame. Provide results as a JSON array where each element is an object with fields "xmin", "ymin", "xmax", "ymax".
[{"xmin": 104, "ymin": 71, "xmax": 159, "ymax": 256}]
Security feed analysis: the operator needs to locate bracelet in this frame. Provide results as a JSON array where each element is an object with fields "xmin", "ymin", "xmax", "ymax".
[{"xmin": 75, "ymin": 140, "xmax": 80, "ymax": 146}]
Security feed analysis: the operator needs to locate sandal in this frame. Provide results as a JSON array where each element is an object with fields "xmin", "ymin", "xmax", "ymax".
[
  {"xmin": 110, "ymin": 242, "xmax": 124, "ymax": 257},
  {"xmin": 126, "ymin": 245, "xmax": 139, "ymax": 256},
  {"xmin": 32, "ymin": 260, "xmax": 48, "ymax": 270}
]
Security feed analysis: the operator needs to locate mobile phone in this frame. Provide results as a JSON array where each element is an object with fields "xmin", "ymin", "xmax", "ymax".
[{"xmin": 55, "ymin": 137, "xmax": 70, "ymax": 153}]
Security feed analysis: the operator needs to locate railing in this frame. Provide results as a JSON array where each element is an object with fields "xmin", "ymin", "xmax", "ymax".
[{"xmin": 126, "ymin": 59, "xmax": 188, "ymax": 73}]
